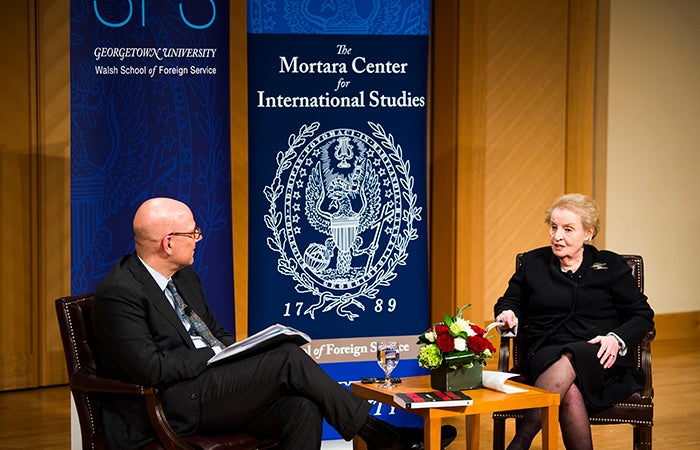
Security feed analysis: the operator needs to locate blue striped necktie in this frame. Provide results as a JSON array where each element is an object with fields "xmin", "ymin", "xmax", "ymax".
[{"xmin": 166, "ymin": 280, "xmax": 224, "ymax": 348}]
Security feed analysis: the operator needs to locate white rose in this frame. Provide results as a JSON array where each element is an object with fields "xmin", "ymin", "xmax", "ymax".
[
  {"xmin": 465, "ymin": 320, "xmax": 477, "ymax": 337},
  {"xmin": 454, "ymin": 337, "xmax": 467, "ymax": 352}
]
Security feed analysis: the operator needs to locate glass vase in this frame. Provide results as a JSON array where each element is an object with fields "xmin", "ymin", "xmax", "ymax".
[{"xmin": 430, "ymin": 363, "xmax": 483, "ymax": 391}]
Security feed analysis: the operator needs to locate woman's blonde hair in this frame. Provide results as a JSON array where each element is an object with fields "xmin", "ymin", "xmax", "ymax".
[{"xmin": 545, "ymin": 193, "xmax": 600, "ymax": 238}]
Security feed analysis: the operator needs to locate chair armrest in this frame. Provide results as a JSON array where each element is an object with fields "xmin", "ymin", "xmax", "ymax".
[
  {"xmin": 639, "ymin": 328, "xmax": 655, "ymax": 400},
  {"xmin": 143, "ymin": 389, "xmax": 193, "ymax": 450},
  {"xmin": 71, "ymin": 370, "xmax": 192, "ymax": 449},
  {"xmin": 71, "ymin": 370, "xmax": 154, "ymax": 395},
  {"xmin": 498, "ymin": 335, "xmax": 512, "ymax": 372}
]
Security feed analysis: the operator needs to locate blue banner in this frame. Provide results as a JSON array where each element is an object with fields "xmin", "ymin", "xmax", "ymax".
[
  {"xmin": 70, "ymin": 0, "xmax": 235, "ymax": 330},
  {"xmin": 247, "ymin": 0, "xmax": 431, "ymax": 439}
]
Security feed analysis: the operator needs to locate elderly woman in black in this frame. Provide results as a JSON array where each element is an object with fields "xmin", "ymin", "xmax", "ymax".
[{"xmin": 494, "ymin": 194, "xmax": 654, "ymax": 450}]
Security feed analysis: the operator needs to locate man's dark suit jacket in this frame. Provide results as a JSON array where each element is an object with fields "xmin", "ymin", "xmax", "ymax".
[{"xmin": 92, "ymin": 252, "xmax": 236, "ymax": 449}]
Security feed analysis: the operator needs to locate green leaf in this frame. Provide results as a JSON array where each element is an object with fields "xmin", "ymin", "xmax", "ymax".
[
  {"xmin": 443, "ymin": 350, "xmax": 476, "ymax": 366},
  {"xmin": 456, "ymin": 304, "xmax": 472, "ymax": 318}
]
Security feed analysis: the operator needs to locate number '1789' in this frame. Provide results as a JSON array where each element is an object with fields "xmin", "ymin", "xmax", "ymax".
[{"xmin": 283, "ymin": 299, "xmax": 397, "ymax": 317}]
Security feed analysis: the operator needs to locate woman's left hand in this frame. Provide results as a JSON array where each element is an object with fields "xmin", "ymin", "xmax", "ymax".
[{"xmin": 588, "ymin": 335, "xmax": 620, "ymax": 369}]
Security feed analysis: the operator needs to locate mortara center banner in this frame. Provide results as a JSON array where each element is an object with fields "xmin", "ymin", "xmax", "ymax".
[{"xmin": 246, "ymin": 0, "xmax": 432, "ymax": 439}]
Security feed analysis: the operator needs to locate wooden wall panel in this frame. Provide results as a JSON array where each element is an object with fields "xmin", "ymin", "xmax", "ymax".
[
  {"xmin": 482, "ymin": 0, "xmax": 569, "ymax": 318},
  {"xmin": 231, "ymin": 3, "xmax": 250, "ymax": 340},
  {"xmin": 593, "ymin": 0, "xmax": 610, "ymax": 248},
  {"xmin": 566, "ymin": 0, "xmax": 598, "ymax": 196},
  {"xmin": 431, "ymin": 0, "xmax": 600, "ymax": 325},
  {"xmin": 0, "ymin": 2, "xmax": 39, "ymax": 390},
  {"xmin": 38, "ymin": 0, "xmax": 71, "ymax": 386},
  {"xmin": 454, "ymin": 1, "xmax": 488, "ymax": 326},
  {"xmin": 429, "ymin": 0, "xmax": 460, "ymax": 322}
]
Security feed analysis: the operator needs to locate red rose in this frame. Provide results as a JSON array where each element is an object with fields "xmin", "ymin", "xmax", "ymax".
[
  {"xmin": 469, "ymin": 323, "xmax": 487, "ymax": 335},
  {"xmin": 467, "ymin": 335, "xmax": 496, "ymax": 353},
  {"xmin": 436, "ymin": 333, "xmax": 455, "ymax": 353},
  {"xmin": 434, "ymin": 324, "xmax": 449, "ymax": 335}
]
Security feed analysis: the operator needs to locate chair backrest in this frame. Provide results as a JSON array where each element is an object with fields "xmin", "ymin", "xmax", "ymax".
[
  {"xmin": 623, "ymin": 254, "xmax": 644, "ymax": 293},
  {"xmin": 511, "ymin": 254, "xmax": 646, "ymax": 371},
  {"xmin": 55, "ymin": 293, "xmax": 107, "ymax": 449}
]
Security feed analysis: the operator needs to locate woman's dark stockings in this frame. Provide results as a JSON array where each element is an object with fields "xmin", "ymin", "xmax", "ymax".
[{"xmin": 506, "ymin": 354, "xmax": 593, "ymax": 450}]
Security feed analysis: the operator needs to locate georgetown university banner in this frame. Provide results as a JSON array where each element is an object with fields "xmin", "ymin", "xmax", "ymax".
[
  {"xmin": 70, "ymin": 0, "xmax": 236, "ymax": 330},
  {"xmin": 247, "ymin": 0, "xmax": 432, "ymax": 438}
]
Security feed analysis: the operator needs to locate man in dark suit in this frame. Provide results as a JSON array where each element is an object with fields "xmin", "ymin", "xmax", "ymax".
[{"xmin": 93, "ymin": 197, "xmax": 455, "ymax": 450}]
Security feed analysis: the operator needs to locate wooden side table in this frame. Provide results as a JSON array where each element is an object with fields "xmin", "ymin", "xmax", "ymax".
[{"xmin": 351, "ymin": 375, "xmax": 559, "ymax": 450}]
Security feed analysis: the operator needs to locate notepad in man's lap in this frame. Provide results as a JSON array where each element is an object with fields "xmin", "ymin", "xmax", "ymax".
[{"xmin": 207, "ymin": 324, "xmax": 310, "ymax": 365}]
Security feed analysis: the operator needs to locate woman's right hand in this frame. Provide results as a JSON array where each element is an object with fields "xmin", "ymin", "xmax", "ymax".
[{"xmin": 495, "ymin": 310, "xmax": 519, "ymax": 329}]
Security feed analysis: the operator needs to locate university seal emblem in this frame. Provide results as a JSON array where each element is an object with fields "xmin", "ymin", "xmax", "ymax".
[{"xmin": 264, "ymin": 122, "xmax": 422, "ymax": 320}]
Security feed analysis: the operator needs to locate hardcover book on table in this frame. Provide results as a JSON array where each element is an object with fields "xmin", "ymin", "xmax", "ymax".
[{"xmin": 393, "ymin": 390, "xmax": 473, "ymax": 409}]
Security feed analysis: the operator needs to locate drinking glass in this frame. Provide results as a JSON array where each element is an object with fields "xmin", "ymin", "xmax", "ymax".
[{"xmin": 376, "ymin": 341, "xmax": 400, "ymax": 389}]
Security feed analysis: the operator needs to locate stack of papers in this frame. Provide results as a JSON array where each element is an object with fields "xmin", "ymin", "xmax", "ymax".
[
  {"xmin": 482, "ymin": 371, "xmax": 528, "ymax": 394},
  {"xmin": 207, "ymin": 324, "xmax": 310, "ymax": 365}
]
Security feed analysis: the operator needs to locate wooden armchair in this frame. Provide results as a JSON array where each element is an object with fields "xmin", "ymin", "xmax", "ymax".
[
  {"xmin": 492, "ymin": 254, "xmax": 655, "ymax": 450},
  {"xmin": 56, "ymin": 293, "xmax": 277, "ymax": 450}
]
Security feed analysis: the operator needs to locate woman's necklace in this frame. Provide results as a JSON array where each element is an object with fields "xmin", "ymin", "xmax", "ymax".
[{"xmin": 560, "ymin": 258, "xmax": 582, "ymax": 273}]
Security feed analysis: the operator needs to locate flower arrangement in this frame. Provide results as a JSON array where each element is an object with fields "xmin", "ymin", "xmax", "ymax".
[{"xmin": 417, "ymin": 304, "xmax": 497, "ymax": 370}]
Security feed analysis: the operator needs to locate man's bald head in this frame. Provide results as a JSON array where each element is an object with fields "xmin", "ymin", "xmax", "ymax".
[{"xmin": 133, "ymin": 197, "xmax": 193, "ymax": 258}]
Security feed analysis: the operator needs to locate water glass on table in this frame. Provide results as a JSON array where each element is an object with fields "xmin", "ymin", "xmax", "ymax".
[{"xmin": 376, "ymin": 341, "xmax": 400, "ymax": 389}]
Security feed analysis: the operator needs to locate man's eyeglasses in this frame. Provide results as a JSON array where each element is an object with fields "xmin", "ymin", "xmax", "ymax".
[{"xmin": 167, "ymin": 227, "xmax": 202, "ymax": 242}]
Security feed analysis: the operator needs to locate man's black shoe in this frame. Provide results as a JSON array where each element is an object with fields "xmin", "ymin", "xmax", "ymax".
[{"xmin": 395, "ymin": 424, "xmax": 457, "ymax": 449}]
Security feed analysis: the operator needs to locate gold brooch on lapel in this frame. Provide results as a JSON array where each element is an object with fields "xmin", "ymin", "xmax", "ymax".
[{"xmin": 591, "ymin": 262, "xmax": 608, "ymax": 270}]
